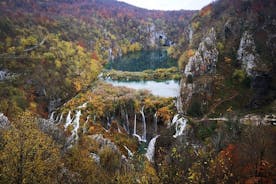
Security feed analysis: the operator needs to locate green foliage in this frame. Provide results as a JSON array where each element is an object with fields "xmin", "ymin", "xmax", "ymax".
[
  {"xmin": 232, "ymin": 69, "xmax": 246, "ymax": 83},
  {"xmin": 187, "ymin": 100, "xmax": 203, "ymax": 117},
  {"xmin": 102, "ymin": 67, "xmax": 180, "ymax": 81}
]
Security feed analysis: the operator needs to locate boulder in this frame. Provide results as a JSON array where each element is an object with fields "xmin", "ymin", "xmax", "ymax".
[{"xmin": 0, "ymin": 113, "xmax": 10, "ymax": 129}]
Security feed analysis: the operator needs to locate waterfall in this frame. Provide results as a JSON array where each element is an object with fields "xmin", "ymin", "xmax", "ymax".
[
  {"xmin": 173, "ymin": 116, "xmax": 188, "ymax": 138},
  {"xmin": 145, "ymin": 135, "xmax": 160, "ymax": 162},
  {"xmin": 132, "ymin": 114, "xmax": 146, "ymax": 142},
  {"xmin": 58, "ymin": 112, "xmax": 64, "ymax": 124},
  {"xmin": 64, "ymin": 111, "xmax": 73, "ymax": 129},
  {"xmin": 49, "ymin": 111, "xmax": 55, "ymax": 121},
  {"xmin": 71, "ymin": 110, "xmax": 81, "ymax": 141},
  {"xmin": 140, "ymin": 106, "xmax": 147, "ymax": 142},
  {"xmin": 78, "ymin": 102, "xmax": 88, "ymax": 109},
  {"xmin": 154, "ymin": 112, "xmax": 158, "ymax": 135},
  {"xmin": 171, "ymin": 114, "xmax": 180, "ymax": 126},
  {"xmin": 133, "ymin": 114, "xmax": 137, "ymax": 135},
  {"xmin": 123, "ymin": 145, "xmax": 133, "ymax": 158}
]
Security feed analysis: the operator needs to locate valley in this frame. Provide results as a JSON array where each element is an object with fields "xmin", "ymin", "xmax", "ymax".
[{"xmin": 0, "ymin": 0, "xmax": 275, "ymax": 183}]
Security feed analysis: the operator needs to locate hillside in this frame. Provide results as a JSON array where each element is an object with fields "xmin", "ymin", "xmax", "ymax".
[
  {"xmin": 0, "ymin": 0, "xmax": 275, "ymax": 183},
  {"xmin": 0, "ymin": 0, "xmax": 195, "ymax": 116}
]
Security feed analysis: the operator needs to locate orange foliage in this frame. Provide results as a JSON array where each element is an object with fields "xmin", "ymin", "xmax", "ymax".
[{"xmin": 200, "ymin": 5, "xmax": 212, "ymax": 17}]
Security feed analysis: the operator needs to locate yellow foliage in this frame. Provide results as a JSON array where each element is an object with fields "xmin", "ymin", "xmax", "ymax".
[
  {"xmin": 73, "ymin": 80, "xmax": 82, "ymax": 91},
  {"xmin": 0, "ymin": 113, "xmax": 61, "ymax": 183},
  {"xmin": 157, "ymin": 106, "xmax": 171, "ymax": 122},
  {"xmin": 224, "ymin": 57, "xmax": 232, "ymax": 64},
  {"xmin": 192, "ymin": 21, "xmax": 201, "ymax": 31},
  {"xmin": 55, "ymin": 59, "xmax": 62, "ymax": 68}
]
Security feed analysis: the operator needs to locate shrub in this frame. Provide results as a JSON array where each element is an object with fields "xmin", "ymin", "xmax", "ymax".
[
  {"xmin": 99, "ymin": 146, "xmax": 121, "ymax": 174},
  {"xmin": 187, "ymin": 100, "xmax": 203, "ymax": 117}
]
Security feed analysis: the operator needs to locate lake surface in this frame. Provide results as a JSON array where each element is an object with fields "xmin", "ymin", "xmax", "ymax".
[
  {"xmin": 104, "ymin": 50, "xmax": 180, "ymax": 98},
  {"xmin": 105, "ymin": 50, "xmax": 177, "ymax": 71},
  {"xmin": 104, "ymin": 79, "xmax": 180, "ymax": 98}
]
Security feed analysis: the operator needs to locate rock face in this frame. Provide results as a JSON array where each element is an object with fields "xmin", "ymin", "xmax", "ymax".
[
  {"xmin": 89, "ymin": 134, "xmax": 119, "ymax": 152},
  {"xmin": 237, "ymin": 31, "xmax": 261, "ymax": 77},
  {"xmin": 184, "ymin": 27, "xmax": 218, "ymax": 77},
  {"xmin": 38, "ymin": 118, "xmax": 66, "ymax": 145},
  {"xmin": 181, "ymin": 28, "xmax": 218, "ymax": 114},
  {"xmin": 0, "ymin": 113, "xmax": 10, "ymax": 129},
  {"xmin": 240, "ymin": 114, "xmax": 276, "ymax": 126},
  {"xmin": 48, "ymin": 98, "xmax": 62, "ymax": 113},
  {"xmin": 0, "ymin": 70, "xmax": 14, "ymax": 81}
]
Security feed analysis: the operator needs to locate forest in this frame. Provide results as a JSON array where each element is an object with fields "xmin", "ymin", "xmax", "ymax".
[{"xmin": 0, "ymin": 0, "xmax": 275, "ymax": 183}]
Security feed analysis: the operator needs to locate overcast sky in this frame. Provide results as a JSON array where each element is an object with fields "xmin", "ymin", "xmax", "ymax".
[{"xmin": 118, "ymin": 0, "xmax": 214, "ymax": 10}]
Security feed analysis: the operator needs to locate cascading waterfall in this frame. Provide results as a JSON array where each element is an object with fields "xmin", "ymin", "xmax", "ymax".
[
  {"xmin": 49, "ymin": 111, "xmax": 55, "ymax": 121},
  {"xmin": 123, "ymin": 145, "xmax": 133, "ymax": 158},
  {"xmin": 77, "ymin": 102, "xmax": 88, "ymax": 109},
  {"xmin": 70, "ymin": 110, "xmax": 81, "ymax": 141},
  {"xmin": 140, "ymin": 106, "xmax": 147, "ymax": 142},
  {"xmin": 154, "ymin": 112, "xmax": 158, "ymax": 135},
  {"xmin": 171, "ymin": 114, "xmax": 188, "ymax": 138},
  {"xmin": 64, "ymin": 111, "xmax": 73, "ymax": 129},
  {"xmin": 58, "ymin": 112, "xmax": 64, "ymax": 124},
  {"xmin": 132, "ymin": 114, "xmax": 145, "ymax": 142},
  {"xmin": 145, "ymin": 135, "xmax": 160, "ymax": 162}
]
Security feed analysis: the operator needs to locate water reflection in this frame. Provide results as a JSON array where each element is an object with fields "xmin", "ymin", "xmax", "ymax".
[{"xmin": 105, "ymin": 50, "xmax": 177, "ymax": 72}]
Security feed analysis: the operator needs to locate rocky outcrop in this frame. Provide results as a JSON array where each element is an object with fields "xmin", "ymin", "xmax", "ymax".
[
  {"xmin": 38, "ymin": 118, "xmax": 66, "ymax": 145},
  {"xmin": 48, "ymin": 98, "xmax": 62, "ymax": 113},
  {"xmin": 89, "ymin": 134, "xmax": 119, "ymax": 152},
  {"xmin": 237, "ymin": 31, "xmax": 272, "ymax": 77},
  {"xmin": 240, "ymin": 114, "xmax": 276, "ymax": 126},
  {"xmin": 0, "ymin": 113, "xmax": 10, "ymax": 129},
  {"xmin": 237, "ymin": 31, "xmax": 261, "ymax": 77},
  {"xmin": 180, "ymin": 28, "xmax": 218, "ymax": 114},
  {"xmin": 0, "ymin": 69, "xmax": 15, "ymax": 81},
  {"xmin": 184, "ymin": 27, "xmax": 218, "ymax": 77}
]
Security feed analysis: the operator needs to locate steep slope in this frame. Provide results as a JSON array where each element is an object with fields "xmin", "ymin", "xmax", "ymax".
[
  {"xmin": 0, "ymin": 0, "xmax": 195, "ymax": 116},
  {"xmin": 175, "ymin": 0, "xmax": 276, "ymax": 117},
  {"xmin": 0, "ymin": 0, "xmax": 275, "ymax": 183}
]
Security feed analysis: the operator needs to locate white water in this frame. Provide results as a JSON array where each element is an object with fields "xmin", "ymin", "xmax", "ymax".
[
  {"xmin": 58, "ymin": 112, "xmax": 64, "ymax": 124},
  {"xmin": 70, "ymin": 110, "xmax": 81, "ymax": 141},
  {"xmin": 64, "ymin": 111, "xmax": 73, "ymax": 129},
  {"xmin": 140, "ymin": 106, "xmax": 147, "ymax": 142},
  {"xmin": 145, "ymin": 135, "xmax": 160, "ymax": 162},
  {"xmin": 132, "ymin": 114, "xmax": 146, "ymax": 142},
  {"xmin": 49, "ymin": 111, "xmax": 55, "ymax": 121},
  {"xmin": 78, "ymin": 102, "xmax": 88, "ymax": 109},
  {"xmin": 105, "ymin": 79, "xmax": 179, "ymax": 98},
  {"xmin": 124, "ymin": 145, "xmax": 134, "ymax": 158},
  {"xmin": 172, "ymin": 115, "xmax": 188, "ymax": 138}
]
